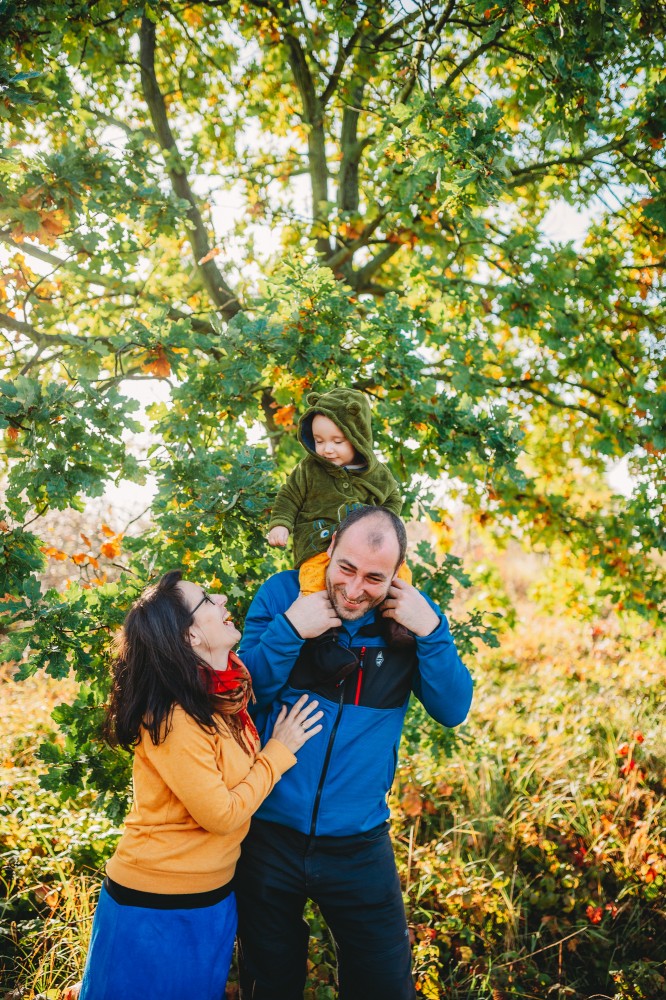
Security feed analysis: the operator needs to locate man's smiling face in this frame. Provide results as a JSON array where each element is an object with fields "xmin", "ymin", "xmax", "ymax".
[{"xmin": 325, "ymin": 517, "xmax": 401, "ymax": 621}]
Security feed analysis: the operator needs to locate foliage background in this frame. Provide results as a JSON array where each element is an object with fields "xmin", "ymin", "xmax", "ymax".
[{"xmin": 1, "ymin": 0, "xmax": 665, "ymax": 996}]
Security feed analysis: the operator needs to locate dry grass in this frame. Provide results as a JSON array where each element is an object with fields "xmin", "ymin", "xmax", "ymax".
[{"xmin": 1, "ymin": 666, "xmax": 105, "ymax": 999}]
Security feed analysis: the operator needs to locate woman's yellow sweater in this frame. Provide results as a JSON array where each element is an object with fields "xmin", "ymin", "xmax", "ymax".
[{"xmin": 106, "ymin": 706, "xmax": 296, "ymax": 894}]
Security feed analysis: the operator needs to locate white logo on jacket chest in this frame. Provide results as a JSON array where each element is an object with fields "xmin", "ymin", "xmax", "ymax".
[{"xmin": 376, "ymin": 650, "xmax": 384, "ymax": 668}]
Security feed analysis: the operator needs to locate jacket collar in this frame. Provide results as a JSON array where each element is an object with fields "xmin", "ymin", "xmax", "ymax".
[{"xmin": 341, "ymin": 608, "xmax": 387, "ymax": 641}]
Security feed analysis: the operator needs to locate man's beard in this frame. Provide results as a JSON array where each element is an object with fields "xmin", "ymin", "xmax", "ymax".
[{"xmin": 326, "ymin": 579, "xmax": 389, "ymax": 621}]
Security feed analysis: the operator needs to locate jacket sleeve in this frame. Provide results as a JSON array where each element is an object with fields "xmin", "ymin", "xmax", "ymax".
[
  {"xmin": 411, "ymin": 595, "xmax": 473, "ymax": 727},
  {"xmin": 238, "ymin": 576, "xmax": 305, "ymax": 710},
  {"xmin": 377, "ymin": 463, "xmax": 403, "ymax": 515},
  {"xmin": 268, "ymin": 464, "xmax": 307, "ymax": 533},
  {"xmin": 146, "ymin": 712, "xmax": 296, "ymax": 835},
  {"xmin": 382, "ymin": 483, "xmax": 403, "ymax": 515}
]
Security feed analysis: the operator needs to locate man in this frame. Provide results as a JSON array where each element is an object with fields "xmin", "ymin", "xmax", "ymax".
[{"xmin": 236, "ymin": 506, "xmax": 473, "ymax": 1000}]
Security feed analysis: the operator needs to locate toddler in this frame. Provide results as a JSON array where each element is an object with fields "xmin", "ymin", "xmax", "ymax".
[{"xmin": 267, "ymin": 388, "xmax": 412, "ymax": 660}]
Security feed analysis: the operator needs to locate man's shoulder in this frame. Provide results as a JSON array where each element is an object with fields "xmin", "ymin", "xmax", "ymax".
[
  {"xmin": 264, "ymin": 569, "xmax": 300, "ymax": 586},
  {"xmin": 250, "ymin": 569, "xmax": 300, "ymax": 607}
]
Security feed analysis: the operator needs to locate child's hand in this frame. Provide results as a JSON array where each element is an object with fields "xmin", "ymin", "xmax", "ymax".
[{"xmin": 268, "ymin": 526, "xmax": 290, "ymax": 547}]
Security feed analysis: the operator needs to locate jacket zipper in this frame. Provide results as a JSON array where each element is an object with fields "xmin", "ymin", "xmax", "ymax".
[
  {"xmin": 309, "ymin": 682, "xmax": 345, "ymax": 837},
  {"xmin": 353, "ymin": 646, "xmax": 367, "ymax": 706}
]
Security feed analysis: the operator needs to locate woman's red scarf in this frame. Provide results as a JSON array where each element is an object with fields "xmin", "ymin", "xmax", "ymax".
[{"xmin": 201, "ymin": 651, "xmax": 259, "ymax": 755}]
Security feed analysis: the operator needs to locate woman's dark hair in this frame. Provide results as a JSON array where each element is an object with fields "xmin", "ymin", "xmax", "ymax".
[{"xmin": 105, "ymin": 570, "xmax": 219, "ymax": 750}]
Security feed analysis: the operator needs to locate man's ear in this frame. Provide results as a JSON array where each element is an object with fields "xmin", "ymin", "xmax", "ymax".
[
  {"xmin": 392, "ymin": 560, "xmax": 405, "ymax": 582},
  {"xmin": 326, "ymin": 532, "xmax": 337, "ymax": 558}
]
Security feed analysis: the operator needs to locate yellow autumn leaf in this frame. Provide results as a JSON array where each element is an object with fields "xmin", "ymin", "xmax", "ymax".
[
  {"xmin": 41, "ymin": 546, "xmax": 68, "ymax": 561},
  {"xmin": 198, "ymin": 246, "xmax": 221, "ymax": 265},
  {"xmin": 101, "ymin": 539, "xmax": 122, "ymax": 559},
  {"xmin": 273, "ymin": 404, "xmax": 296, "ymax": 428},
  {"xmin": 141, "ymin": 346, "xmax": 171, "ymax": 378}
]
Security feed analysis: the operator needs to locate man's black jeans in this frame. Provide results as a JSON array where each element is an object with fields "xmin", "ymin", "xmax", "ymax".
[{"xmin": 235, "ymin": 818, "xmax": 416, "ymax": 1000}]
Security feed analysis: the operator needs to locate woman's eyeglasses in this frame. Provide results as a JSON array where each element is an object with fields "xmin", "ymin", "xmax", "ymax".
[{"xmin": 190, "ymin": 590, "xmax": 214, "ymax": 616}]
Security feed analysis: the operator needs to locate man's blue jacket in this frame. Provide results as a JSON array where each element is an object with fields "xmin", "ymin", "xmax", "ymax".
[{"xmin": 238, "ymin": 570, "xmax": 473, "ymax": 837}]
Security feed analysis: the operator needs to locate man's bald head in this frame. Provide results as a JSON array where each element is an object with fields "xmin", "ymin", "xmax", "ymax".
[{"xmin": 331, "ymin": 507, "xmax": 407, "ymax": 572}]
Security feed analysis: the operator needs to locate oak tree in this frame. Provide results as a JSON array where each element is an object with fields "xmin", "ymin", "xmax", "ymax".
[{"xmin": 0, "ymin": 0, "xmax": 664, "ymax": 805}]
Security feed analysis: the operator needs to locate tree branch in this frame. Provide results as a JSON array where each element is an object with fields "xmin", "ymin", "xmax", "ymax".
[
  {"xmin": 350, "ymin": 243, "xmax": 403, "ymax": 290},
  {"xmin": 1, "ymin": 232, "xmax": 221, "ymax": 333},
  {"xmin": 0, "ymin": 311, "xmax": 71, "ymax": 348},
  {"xmin": 323, "ymin": 211, "xmax": 388, "ymax": 271},
  {"xmin": 374, "ymin": 7, "xmax": 428, "ymax": 48},
  {"xmin": 355, "ymin": 280, "xmax": 400, "ymax": 297},
  {"xmin": 398, "ymin": 1, "xmax": 457, "ymax": 104},
  {"xmin": 80, "ymin": 102, "xmax": 157, "ymax": 141},
  {"xmin": 338, "ymin": 80, "xmax": 367, "ymax": 214},
  {"xmin": 560, "ymin": 378, "xmax": 629, "ymax": 408},
  {"xmin": 507, "ymin": 378, "xmax": 600, "ymax": 421},
  {"xmin": 320, "ymin": 23, "xmax": 363, "ymax": 108},
  {"xmin": 0, "ymin": 231, "xmax": 140, "ymax": 295},
  {"xmin": 139, "ymin": 15, "xmax": 240, "ymax": 319},
  {"xmin": 282, "ymin": 31, "xmax": 332, "ymax": 256},
  {"xmin": 508, "ymin": 137, "xmax": 630, "ymax": 186},
  {"xmin": 441, "ymin": 23, "xmax": 509, "ymax": 91}
]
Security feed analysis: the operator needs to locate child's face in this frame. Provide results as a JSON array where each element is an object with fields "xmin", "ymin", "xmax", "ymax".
[{"xmin": 311, "ymin": 414, "xmax": 356, "ymax": 467}]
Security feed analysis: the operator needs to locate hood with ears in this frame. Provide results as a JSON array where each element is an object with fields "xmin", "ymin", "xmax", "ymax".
[{"xmin": 298, "ymin": 388, "xmax": 376, "ymax": 470}]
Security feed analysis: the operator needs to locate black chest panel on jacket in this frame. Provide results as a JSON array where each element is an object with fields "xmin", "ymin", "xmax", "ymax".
[{"xmin": 288, "ymin": 618, "xmax": 417, "ymax": 708}]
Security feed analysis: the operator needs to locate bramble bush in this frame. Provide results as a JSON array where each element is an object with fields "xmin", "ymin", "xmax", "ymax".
[{"xmin": 391, "ymin": 611, "xmax": 666, "ymax": 999}]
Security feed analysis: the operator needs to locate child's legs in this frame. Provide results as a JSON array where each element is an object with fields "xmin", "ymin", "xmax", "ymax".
[
  {"xmin": 298, "ymin": 552, "xmax": 330, "ymax": 595},
  {"xmin": 299, "ymin": 552, "xmax": 412, "ymax": 596}
]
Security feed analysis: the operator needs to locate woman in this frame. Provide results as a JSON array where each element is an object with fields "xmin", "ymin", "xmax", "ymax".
[{"xmin": 79, "ymin": 570, "xmax": 322, "ymax": 1000}]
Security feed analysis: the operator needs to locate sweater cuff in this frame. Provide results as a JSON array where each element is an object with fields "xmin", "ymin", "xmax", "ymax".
[
  {"xmin": 281, "ymin": 612, "xmax": 305, "ymax": 640},
  {"xmin": 267, "ymin": 518, "xmax": 293, "ymax": 532},
  {"xmin": 260, "ymin": 737, "xmax": 298, "ymax": 775},
  {"xmin": 415, "ymin": 613, "xmax": 451, "ymax": 645}
]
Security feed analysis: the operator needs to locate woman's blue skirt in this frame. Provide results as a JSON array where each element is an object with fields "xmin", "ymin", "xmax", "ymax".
[{"xmin": 79, "ymin": 883, "xmax": 237, "ymax": 1000}]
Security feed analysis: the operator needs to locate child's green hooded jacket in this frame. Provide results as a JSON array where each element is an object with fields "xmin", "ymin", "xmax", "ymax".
[{"xmin": 268, "ymin": 388, "xmax": 403, "ymax": 568}]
